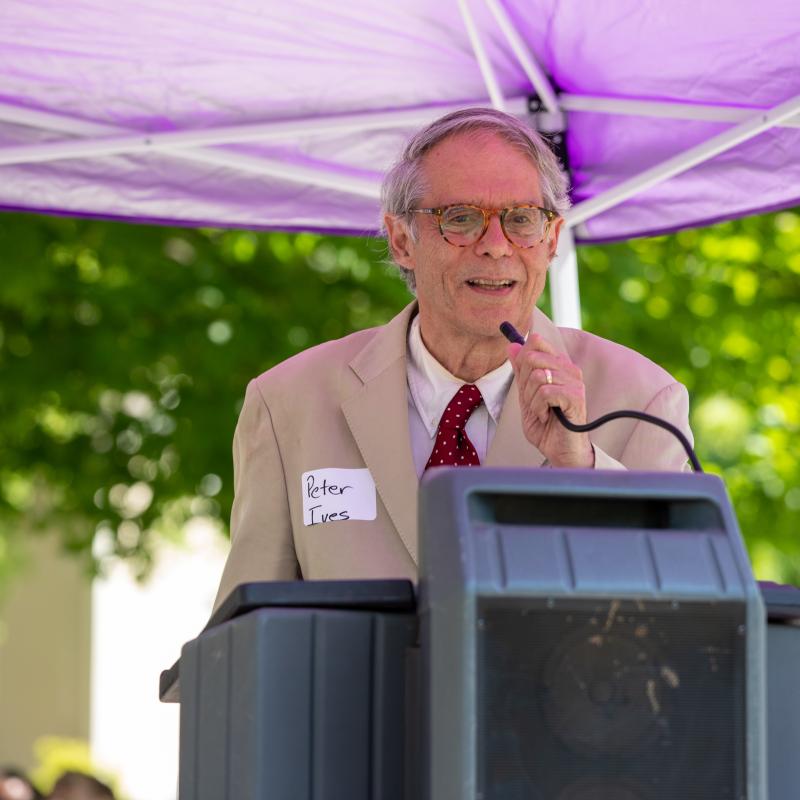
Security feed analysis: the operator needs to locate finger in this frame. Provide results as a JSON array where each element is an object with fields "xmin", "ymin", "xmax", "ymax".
[
  {"xmin": 520, "ymin": 333, "xmax": 585, "ymax": 376},
  {"xmin": 520, "ymin": 348, "xmax": 585, "ymax": 384},
  {"xmin": 518, "ymin": 360, "xmax": 565, "ymax": 402},
  {"xmin": 517, "ymin": 357, "xmax": 567, "ymax": 405},
  {"xmin": 525, "ymin": 332, "xmax": 557, "ymax": 356},
  {"xmin": 520, "ymin": 374, "xmax": 558, "ymax": 424},
  {"xmin": 515, "ymin": 347, "xmax": 542, "ymax": 390},
  {"xmin": 517, "ymin": 335, "xmax": 571, "ymax": 371},
  {"xmin": 523, "ymin": 373, "xmax": 583, "ymax": 412},
  {"xmin": 516, "ymin": 363, "xmax": 545, "ymax": 426},
  {"xmin": 537, "ymin": 383, "xmax": 588, "ymax": 425},
  {"xmin": 506, "ymin": 342, "xmax": 523, "ymax": 365},
  {"xmin": 515, "ymin": 333, "xmax": 553, "ymax": 368}
]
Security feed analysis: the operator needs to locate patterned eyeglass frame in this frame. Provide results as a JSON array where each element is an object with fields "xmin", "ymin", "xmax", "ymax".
[{"xmin": 410, "ymin": 204, "xmax": 559, "ymax": 248}]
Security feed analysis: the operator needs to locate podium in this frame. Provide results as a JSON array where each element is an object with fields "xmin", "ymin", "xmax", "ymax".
[
  {"xmin": 162, "ymin": 469, "xmax": 800, "ymax": 799},
  {"xmin": 162, "ymin": 581, "xmax": 417, "ymax": 800}
]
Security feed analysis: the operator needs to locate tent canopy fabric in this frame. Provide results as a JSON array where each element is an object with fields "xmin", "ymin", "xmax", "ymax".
[{"xmin": 1, "ymin": 0, "xmax": 799, "ymax": 244}]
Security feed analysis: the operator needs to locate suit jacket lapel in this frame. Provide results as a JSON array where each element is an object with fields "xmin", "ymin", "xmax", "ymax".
[
  {"xmin": 340, "ymin": 303, "xmax": 571, "ymax": 558},
  {"xmin": 341, "ymin": 303, "xmax": 420, "ymax": 563},
  {"xmin": 485, "ymin": 307, "xmax": 570, "ymax": 468}
]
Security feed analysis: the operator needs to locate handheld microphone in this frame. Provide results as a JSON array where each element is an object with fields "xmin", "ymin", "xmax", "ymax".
[{"xmin": 500, "ymin": 321, "xmax": 702, "ymax": 472}]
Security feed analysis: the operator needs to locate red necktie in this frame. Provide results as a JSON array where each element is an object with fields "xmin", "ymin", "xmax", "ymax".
[{"xmin": 425, "ymin": 384, "xmax": 484, "ymax": 471}]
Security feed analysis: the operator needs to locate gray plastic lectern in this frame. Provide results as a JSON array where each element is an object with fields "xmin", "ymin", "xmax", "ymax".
[
  {"xmin": 169, "ymin": 581, "xmax": 417, "ymax": 800},
  {"xmin": 161, "ymin": 468, "xmax": 800, "ymax": 799}
]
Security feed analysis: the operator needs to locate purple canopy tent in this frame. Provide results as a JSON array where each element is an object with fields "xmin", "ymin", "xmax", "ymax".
[{"xmin": 0, "ymin": 0, "xmax": 798, "ymax": 326}]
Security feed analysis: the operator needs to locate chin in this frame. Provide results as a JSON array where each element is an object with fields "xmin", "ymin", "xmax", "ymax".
[
  {"xmin": 464, "ymin": 313, "xmax": 511, "ymax": 340},
  {"xmin": 477, "ymin": 303, "xmax": 520, "ymax": 324}
]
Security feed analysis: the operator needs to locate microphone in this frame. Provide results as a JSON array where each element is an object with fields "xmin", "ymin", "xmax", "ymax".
[{"xmin": 500, "ymin": 321, "xmax": 702, "ymax": 472}]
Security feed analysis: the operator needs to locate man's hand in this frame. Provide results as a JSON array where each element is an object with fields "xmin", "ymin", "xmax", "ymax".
[{"xmin": 508, "ymin": 335, "xmax": 594, "ymax": 468}]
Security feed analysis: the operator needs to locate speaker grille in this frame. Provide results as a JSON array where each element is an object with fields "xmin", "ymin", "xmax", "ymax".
[{"xmin": 477, "ymin": 598, "xmax": 746, "ymax": 800}]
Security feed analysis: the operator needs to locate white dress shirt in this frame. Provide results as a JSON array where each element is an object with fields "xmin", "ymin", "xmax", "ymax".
[{"xmin": 406, "ymin": 315, "xmax": 515, "ymax": 477}]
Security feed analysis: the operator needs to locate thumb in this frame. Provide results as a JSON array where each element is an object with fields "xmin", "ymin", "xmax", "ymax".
[{"xmin": 507, "ymin": 342, "xmax": 523, "ymax": 364}]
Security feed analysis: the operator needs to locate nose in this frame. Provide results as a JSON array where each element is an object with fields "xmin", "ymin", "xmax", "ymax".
[{"xmin": 475, "ymin": 211, "xmax": 513, "ymax": 258}]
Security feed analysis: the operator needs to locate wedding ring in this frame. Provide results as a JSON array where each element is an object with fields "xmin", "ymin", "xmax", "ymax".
[{"xmin": 544, "ymin": 368, "xmax": 553, "ymax": 385}]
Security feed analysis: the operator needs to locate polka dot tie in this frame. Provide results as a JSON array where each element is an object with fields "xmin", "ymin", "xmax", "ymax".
[{"xmin": 424, "ymin": 384, "xmax": 484, "ymax": 471}]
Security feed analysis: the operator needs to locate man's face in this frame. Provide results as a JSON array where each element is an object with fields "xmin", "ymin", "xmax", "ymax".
[{"xmin": 387, "ymin": 131, "xmax": 562, "ymax": 350}]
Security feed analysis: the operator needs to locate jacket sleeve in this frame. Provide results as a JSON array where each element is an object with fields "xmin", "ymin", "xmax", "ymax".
[
  {"xmin": 592, "ymin": 381, "xmax": 694, "ymax": 472},
  {"xmin": 213, "ymin": 379, "xmax": 300, "ymax": 611}
]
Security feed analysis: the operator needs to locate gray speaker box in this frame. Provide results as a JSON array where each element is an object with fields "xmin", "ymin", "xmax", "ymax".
[{"xmin": 419, "ymin": 469, "xmax": 767, "ymax": 800}]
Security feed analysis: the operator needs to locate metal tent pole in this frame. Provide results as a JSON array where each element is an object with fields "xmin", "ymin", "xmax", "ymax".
[
  {"xmin": 9, "ymin": 94, "xmax": 794, "ymax": 162},
  {"xmin": 0, "ymin": 101, "xmax": 532, "ymax": 158},
  {"xmin": 559, "ymin": 94, "xmax": 800, "ymax": 127},
  {"xmin": 456, "ymin": 0, "xmax": 507, "ymax": 111},
  {"xmin": 483, "ymin": 0, "xmax": 559, "ymax": 113},
  {"xmin": 566, "ymin": 93, "xmax": 800, "ymax": 227},
  {"xmin": 0, "ymin": 103, "xmax": 381, "ymax": 199},
  {"xmin": 476, "ymin": 0, "xmax": 576, "ymax": 326},
  {"xmin": 549, "ymin": 226, "xmax": 581, "ymax": 329}
]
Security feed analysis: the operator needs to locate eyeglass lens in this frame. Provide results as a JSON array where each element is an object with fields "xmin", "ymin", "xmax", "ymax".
[{"xmin": 439, "ymin": 205, "xmax": 547, "ymax": 247}]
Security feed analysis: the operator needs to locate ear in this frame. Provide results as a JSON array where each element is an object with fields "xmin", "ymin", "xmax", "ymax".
[
  {"xmin": 384, "ymin": 213, "xmax": 416, "ymax": 271},
  {"xmin": 546, "ymin": 216, "xmax": 565, "ymax": 260}
]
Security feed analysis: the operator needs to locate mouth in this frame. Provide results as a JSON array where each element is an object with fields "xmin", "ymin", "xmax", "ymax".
[{"xmin": 466, "ymin": 278, "xmax": 517, "ymax": 294}]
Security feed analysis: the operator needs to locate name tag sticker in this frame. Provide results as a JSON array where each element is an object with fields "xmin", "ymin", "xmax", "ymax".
[{"xmin": 301, "ymin": 468, "xmax": 377, "ymax": 526}]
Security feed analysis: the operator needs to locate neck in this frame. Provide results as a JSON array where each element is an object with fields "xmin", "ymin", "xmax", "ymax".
[{"xmin": 418, "ymin": 324, "xmax": 509, "ymax": 382}]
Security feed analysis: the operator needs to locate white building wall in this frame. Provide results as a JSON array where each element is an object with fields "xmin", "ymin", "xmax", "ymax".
[{"xmin": 90, "ymin": 522, "xmax": 227, "ymax": 800}]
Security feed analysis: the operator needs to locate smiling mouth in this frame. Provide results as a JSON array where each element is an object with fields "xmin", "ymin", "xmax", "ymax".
[{"xmin": 466, "ymin": 278, "xmax": 516, "ymax": 289}]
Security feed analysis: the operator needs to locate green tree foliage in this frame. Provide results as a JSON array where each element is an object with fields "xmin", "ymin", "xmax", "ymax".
[
  {"xmin": 580, "ymin": 212, "xmax": 800, "ymax": 580},
  {"xmin": 0, "ymin": 209, "xmax": 798, "ymax": 583},
  {"xmin": 0, "ymin": 214, "xmax": 409, "ymax": 579}
]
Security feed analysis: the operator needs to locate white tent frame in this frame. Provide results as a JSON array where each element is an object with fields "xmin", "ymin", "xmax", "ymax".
[
  {"xmin": 2, "ymin": 0, "xmax": 799, "ymax": 328},
  {"xmin": 458, "ymin": 0, "xmax": 800, "ymax": 327}
]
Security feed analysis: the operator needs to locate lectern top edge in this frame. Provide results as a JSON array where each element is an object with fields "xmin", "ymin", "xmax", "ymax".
[{"xmin": 159, "ymin": 578, "xmax": 416, "ymax": 703}]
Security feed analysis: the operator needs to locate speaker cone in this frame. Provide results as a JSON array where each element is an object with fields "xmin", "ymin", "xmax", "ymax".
[{"xmin": 542, "ymin": 627, "xmax": 665, "ymax": 758}]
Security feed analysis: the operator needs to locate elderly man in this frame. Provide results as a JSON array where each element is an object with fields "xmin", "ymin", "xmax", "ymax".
[{"xmin": 213, "ymin": 108, "xmax": 691, "ymax": 605}]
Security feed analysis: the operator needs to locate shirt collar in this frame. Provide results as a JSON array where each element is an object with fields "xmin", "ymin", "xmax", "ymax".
[{"xmin": 406, "ymin": 314, "xmax": 514, "ymax": 437}]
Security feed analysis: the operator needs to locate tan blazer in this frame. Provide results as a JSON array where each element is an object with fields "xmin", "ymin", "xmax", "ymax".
[{"xmin": 213, "ymin": 302, "xmax": 691, "ymax": 607}]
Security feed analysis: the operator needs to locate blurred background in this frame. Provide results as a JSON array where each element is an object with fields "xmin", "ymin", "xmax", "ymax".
[{"xmin": 0, "ymin": 207, "xmax": 798, "ymax": 798}]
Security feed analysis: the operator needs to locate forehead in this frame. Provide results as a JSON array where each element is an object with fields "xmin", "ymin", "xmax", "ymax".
[{"xmin": 420, "ymin": 131, "xmax": 543, "ymax": 205}]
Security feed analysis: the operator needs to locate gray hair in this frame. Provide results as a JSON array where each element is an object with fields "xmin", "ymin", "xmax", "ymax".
[{"xmin": 380, "ymin": 107, "xmax": 571, "ymax": 291}]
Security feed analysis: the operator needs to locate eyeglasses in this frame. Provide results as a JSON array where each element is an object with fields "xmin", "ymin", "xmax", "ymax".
[{"xmin": 411, "ymin": 204, "xmax": 559, "ymax": 248}]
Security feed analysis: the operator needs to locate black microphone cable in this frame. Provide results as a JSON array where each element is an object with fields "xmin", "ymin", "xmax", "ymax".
[{"xmin": 500, "ymin": 321, "xmax": 702, "ymax": 472}]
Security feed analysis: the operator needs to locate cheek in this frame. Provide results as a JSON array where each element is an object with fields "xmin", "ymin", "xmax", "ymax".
[
  {"xmin": 409, "ymin": 240, "xmax": 452, "ymax": 285},
  {"xmin": 527, "ymin": 252, "xmax": 551, "ymax": 283},
  {"xmin": 425, "ymin": 253, "xmax": 460, "ymax": 290}
]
